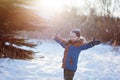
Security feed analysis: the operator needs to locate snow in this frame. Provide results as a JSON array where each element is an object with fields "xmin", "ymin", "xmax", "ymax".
[{"xmin": 0, "ymin": 40, "xmax": 120, "ymax": 80}]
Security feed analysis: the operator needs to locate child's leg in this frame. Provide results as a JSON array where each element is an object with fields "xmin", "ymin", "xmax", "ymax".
[{"xmin": 64, "ymin": 69, "xmax": 75, "ymax": 80}]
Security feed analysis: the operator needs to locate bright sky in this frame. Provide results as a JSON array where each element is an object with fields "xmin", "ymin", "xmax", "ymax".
[
  {"xmin": 30, "ymin": 0, "xmax": 119, "ymax": 18},
  {"xmin": 32, "ymin": 0, "xmax": 86, "ymax": 15}
]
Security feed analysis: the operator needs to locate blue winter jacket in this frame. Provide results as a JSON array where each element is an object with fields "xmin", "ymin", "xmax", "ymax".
[
  {"xmin": 55, "ymin": 38, "xmax": 96, "ymax": 72},
  {"xmin": 65, "ymin": 43, "xmax": 93, "ymax": 71}
]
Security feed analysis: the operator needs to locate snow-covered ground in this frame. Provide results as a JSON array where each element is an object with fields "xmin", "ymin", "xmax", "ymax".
[{"xmin": 0, "ymin": 40, "xmax": 120, "ymax": 80}]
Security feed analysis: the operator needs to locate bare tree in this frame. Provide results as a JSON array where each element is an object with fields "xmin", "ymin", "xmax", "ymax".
[{"xmin": 91, "ymin": 0, "xmax": 120, "ymax": 17}]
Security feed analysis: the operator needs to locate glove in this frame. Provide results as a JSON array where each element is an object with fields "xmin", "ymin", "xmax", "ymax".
[
  {"xmin": 54, "ymin": 33, "xmax": 58, "ymax": 40},
  {"xmin": 92, "ymin": 38, "xmax": 101, "ymax": 45},
  {"xmin": 92, "ymin": 40, "xmax": 101, "ymax": 45}
]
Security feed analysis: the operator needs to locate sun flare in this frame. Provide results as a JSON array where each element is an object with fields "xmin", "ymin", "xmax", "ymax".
[
  {"xmin": 33, "ymin": 0, "xmax": 65, "ymax": 13},
  {"xmin": 31, "ymin": 0, "xmax": 86, "ymax": 16}
]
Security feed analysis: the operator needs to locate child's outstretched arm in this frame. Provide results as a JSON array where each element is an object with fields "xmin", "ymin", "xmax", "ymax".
[
  {"xmin": 77, "ymin": 38, "xmax": 101, "ymax": 50},
  {"xmin": 54, "ymin": 34, "xmax": 67, "ymax": 48}
]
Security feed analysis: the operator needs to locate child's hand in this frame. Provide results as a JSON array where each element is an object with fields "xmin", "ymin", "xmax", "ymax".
[
  {"xmin": 92, "ymin": 38, "xmax": 101, "ymax": 45},
  {"xmin": 54, "ymin": 33, "xmax": 58, "ymax": 38},
  {"xmin": 92, "ymin": 40, "xmax": 101, "ymax": 45},
  {"xmin": 54, "ymin": 33, "xmax": 59, "ymax": 40}
]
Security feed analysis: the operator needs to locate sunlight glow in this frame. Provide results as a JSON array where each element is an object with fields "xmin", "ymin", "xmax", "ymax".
[
  {"xmin": 34, "ymin": 0, "xmax": 65, "ymax": 13},
  {"xmin": 32, "ymin": 0, "xmax": 86, "ymax": 16}
]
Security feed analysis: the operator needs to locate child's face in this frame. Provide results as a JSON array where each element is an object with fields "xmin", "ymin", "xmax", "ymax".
[{"xmin": 70, "ymin": 32, "xmax": 78, "ymax": 40}]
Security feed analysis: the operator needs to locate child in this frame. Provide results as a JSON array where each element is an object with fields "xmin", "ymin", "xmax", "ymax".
[{"xmin": 54, "ymin": 29, "xmax": 100, "ymax": 80}]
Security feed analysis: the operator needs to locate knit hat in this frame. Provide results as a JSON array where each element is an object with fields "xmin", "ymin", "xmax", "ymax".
[{"xmin": 72, "ymin": 29, "xmax": 80, "ymax": 37}]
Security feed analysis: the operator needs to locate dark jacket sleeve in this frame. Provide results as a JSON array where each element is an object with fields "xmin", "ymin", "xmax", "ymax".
[{"xmin": 77, "ymin": 41, "xmax": 94, "ymax": 50}]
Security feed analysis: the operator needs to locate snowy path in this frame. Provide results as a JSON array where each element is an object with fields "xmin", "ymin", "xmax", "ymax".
[{"xmin": 0, "ymin": 41, "xmax": 120, "ymax": 80}]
